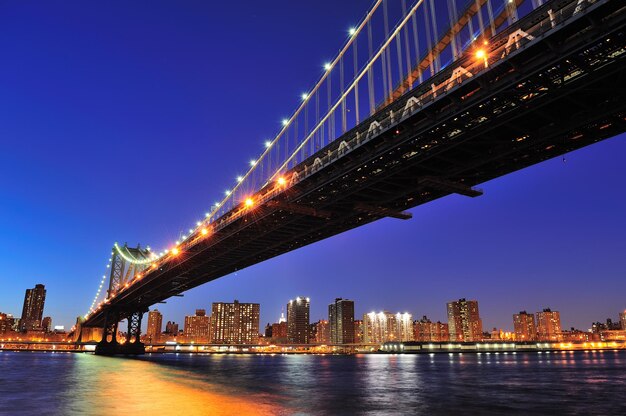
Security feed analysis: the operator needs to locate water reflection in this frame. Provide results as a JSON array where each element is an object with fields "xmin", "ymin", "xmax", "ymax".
[{"xmin": 1, "ymin": 351, "xmax": 626, "ymax": 415}]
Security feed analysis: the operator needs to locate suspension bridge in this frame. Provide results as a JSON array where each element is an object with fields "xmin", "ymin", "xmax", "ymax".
[{"xmin": 72, "ymin": 0, "xmax": 626, "ymax": 355}]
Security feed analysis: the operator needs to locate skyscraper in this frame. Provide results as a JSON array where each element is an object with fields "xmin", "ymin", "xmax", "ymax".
[
  {"xmin": 147, "ymin": 309, "xmax": 163, "ymax": 343},
  {"xmin": 620, "ymin": 311, "xmax": 626, "ymax": 330},
  {"xmin": 287, "ymin": 297, "xmax": 310, "ymax": 344},
  {"xmin": 535, "ymin": 308, "xmax": 562, "ymax": 341},
  {"xmin": 513, "ymin": 311, "xmax": 537, "ymax": 341},
  {"xmin": 447, "ymin": 298, "xmax": 483, "ymax": 342},
  {"xmin": 211, "ymin": 300, "xmax": 260, "ymax": 344},
  {"xmin": 20, "ymin": 284, "xmax": 46, "ymax": 332},
  {"xmin": 329, "ymin": 298, "xmax": 355, "ymax": 344},
  {"xmin": 184, "ymin": 309, "xmax": 210, "ymax": 341}
]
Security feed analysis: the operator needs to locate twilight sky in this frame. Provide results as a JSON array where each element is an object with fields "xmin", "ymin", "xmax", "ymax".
[{"xmin": 0, "ymin": 0, "xmax": 624, "ymax": 332}]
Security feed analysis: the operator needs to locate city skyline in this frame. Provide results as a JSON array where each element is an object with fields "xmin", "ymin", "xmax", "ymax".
[
  {"xmin": 3, "ymin": 281, "xmax": 624, "ymax": 339},
  {"xmin": 0, "ymin": 0, "xmax": 625, "ymax": 332}
]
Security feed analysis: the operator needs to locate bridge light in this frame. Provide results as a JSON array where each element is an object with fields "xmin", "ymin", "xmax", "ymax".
[
  {"xmin": 277, "ymin": 176, "xmax": 287, "ymax": 186},
  {"xmin": 475, "ymin": 49, "xmax": 489, "ymax": 68},
  {"xmin": 301, "ymin": 92, "xmax": 309, "ymax": 101},
  {"xmin": 348, "ymin": 27, "xmax": 356, "ymax": 36},
  {"xmin": 171, "ymin": 247, "xmax": 180, "ymax": 256},
  {"xmin": 249, "ymin": 159, "xmax": 256, "ymax": 167},
  {"xmin": 236, "ymin": 176, "xmax": 244, "ymax": 183},
  {"xmin": 264, "ymin": 140, "xmax": 272, "ymax": 148},
  {"xmin": 281, "ymin": 119, "xmax": 289, "ymax": 126},
  {"xmin": 324, "ymin": 62, "xmax": 332, "ymax": 71},
  {"xmin": 201, "ymin": 228, "xmax": 209, "ymax": 236},
  {"xmin": 245, "ymin": 198, "xmax": 254, "ymax": 208}
]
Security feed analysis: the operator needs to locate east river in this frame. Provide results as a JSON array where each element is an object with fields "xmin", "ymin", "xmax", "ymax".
[{"xmin": 1, "ymin": 350, "xmax": 625, "ymax": 415}]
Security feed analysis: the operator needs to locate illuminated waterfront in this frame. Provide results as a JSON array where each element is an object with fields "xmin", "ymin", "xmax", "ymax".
[{"xmin": 1, "ymin": 351, "xmax": 626, "ymax": 415}]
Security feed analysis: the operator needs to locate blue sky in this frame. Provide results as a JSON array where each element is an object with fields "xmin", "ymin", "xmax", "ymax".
[{"xmin": 0, "ymin": 0, "xmax": 624, "ymax": 332}]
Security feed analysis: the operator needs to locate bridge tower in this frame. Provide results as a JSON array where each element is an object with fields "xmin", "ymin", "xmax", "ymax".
[{"xmin": 93, "ymin": 243, "xmax": 152, "ymax": 355}]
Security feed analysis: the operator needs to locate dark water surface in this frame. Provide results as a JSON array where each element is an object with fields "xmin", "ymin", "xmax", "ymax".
[{"xmin": 1, "ymin": 350, "xmax": 625, "ymax": 415}]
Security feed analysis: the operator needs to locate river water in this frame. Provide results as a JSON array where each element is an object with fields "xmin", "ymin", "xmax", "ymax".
[{"xmin": 1, "ymin": 350, "xmax": 625, "ymax": 415}]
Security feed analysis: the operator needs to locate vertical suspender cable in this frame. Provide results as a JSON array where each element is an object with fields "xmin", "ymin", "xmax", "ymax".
[
  {"xmin": 423, "ymin": 0, "xmax": 435, "ymax": 76},
  {"xmin": 411, "ymin": 6, "xmax": 423, "ymax": 83},
  {"xmin": 486, "ymin": 0, "xmax": 496, "ymax": 36},
  {"xmin": 428, "ymin": 0, "xmax": 440, "ymax": 72},
  {"xmin": 401, "ymin": 0, "xmax": 413, "ymax": 86},
  {"xmin": 353, "ymin": 39, "xmax": 360, "ymax": 125},
  {"xmin": 367, "ymin": 19, "xmax": 375, "ymax": 114},
  {"xmin": 447, "ymin": 0, "xmax": 458, "ymax": 59},
  {"xmin": 475, "ymin": 0, "xmax": 485, "ymax": 39},
  {"xmin": 383, "ymin": 0, "xmax": 393, "ymax": 100}
]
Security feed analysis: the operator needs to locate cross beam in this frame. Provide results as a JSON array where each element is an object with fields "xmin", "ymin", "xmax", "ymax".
[{"xmin": 417, "ymin": 176, "xmax": 483, "ymax": 197}]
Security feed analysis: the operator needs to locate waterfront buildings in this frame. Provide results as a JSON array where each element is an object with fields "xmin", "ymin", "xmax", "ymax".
[
  {"xmin": 447, "ymin": 298, "xmax": 483, "ymax": 342},
  {"xmin": 621, "ymin": 311, "xmax": 626, "ymax": 330},
  {"xmin": 513, "ymin": 311, "xmax": 537, "ymax": 341},
  {"xmin": 413, "ymin": 316, "xmax": 450, "ymax": 342},
  {"xmin": 165, "ymin": 321, "xmax": 179, "ymax": 335},
  {"xmin": 329, "ymin": 298, "xmax": 355, "ymax": 344},
  {"xmin": 147, "ymin": 309, "xmax": 163, "ymax": 343},
  {"xmin": 354, "ymin": 319, "xmax": 364, "ymax": 343},
  {"xmin": 184, "ymin": 309, "xmax": 211, "ymax": 340},
  {"xmin": 20, "ymin": 284, "xmax": 46, "ymax": 332},
  {"xmin": 211, "ymin": 300, "xmax": 260, "ymax": 344},
  {"xmin": 271, "ymin": 313, "xmax": 288, "ymax": 343},
  {"xmin": 41, "ymin": 317, "xmax": 52, "ymax": 333},
  {"xmin": 536, "ymin": 308, "xmax": 562, "ymax": 341},
  {"xmin": 0, "ymin": 313, "xmax": 14, "ymax": 333},
  {"xmin": 363, "ymin": 311, "xmax": 413, "ymax": 343},
  {"xmin": 312, "ymin": 319, "xmax": 330, "ymax": 344},
  {"xmin": 287, "ymin": 297, "xmax": 310, "ymax": 344}
]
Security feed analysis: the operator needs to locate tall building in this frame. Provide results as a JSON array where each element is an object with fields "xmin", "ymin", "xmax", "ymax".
[
  {"xmin": 211, "ymin": 300, "xmax": 260, "ymax": 344},
  {"xmin": 287, "ymin": 297, "xmax": 310, "ymax": 344},
  {"xmin": 513, "ymin": 311, "xmax": 537, "ymax": 341},
  {"xmin": 447, "ymin": 298, "xmax": 483, "ymax": 342},
  {"xmin": 620, "ymin": 311, "xmax": 626, "ymax": 330},
  {"xmin": 413, "ymin": 316, "xmax": 449, "ymax": 342},
  {"xmin": 41, "ymin": 317, "xmax": 52, "ymax": 333},
  {"xmin": 147, "ymin": 309, "xmax": 163, "ymax": 343},
  {"xmin": 536, "ymin": 308, "xmax": 562, "ymax": 341},
  {"xmin": 363, "ymin": 311, "xmax": 413, "ymax": 343},
  {"xmin": 20, "ymin": 284, "xmax": 46, "ymax": 332},
  {"xmin": 184, "ymin": 309, "xmax": 210, "ymax": 340},
  {"xmin": 329, "ymin": 298, "xmax": 355, "ymax": 344}
]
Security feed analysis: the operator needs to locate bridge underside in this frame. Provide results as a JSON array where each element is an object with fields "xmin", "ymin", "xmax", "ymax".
[{"xmin": 83, "ymin": 0, "xmax": 626, "ymax": 337}]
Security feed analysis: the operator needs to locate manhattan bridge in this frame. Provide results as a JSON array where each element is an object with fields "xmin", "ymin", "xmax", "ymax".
[{"xmin": 70, "ymin": 0, "xmax": 625, "ymax": 355}]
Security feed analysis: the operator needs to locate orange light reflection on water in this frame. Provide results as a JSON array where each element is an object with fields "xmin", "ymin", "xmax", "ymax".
[{"xmin": 68, "ymin": 355, "xmax": 282, "ymax": 416}]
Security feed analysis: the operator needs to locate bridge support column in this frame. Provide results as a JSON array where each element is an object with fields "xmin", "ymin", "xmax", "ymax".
[{"xmin": 95, "ymin": 309, "xmax": 146, "ymax": 356}]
